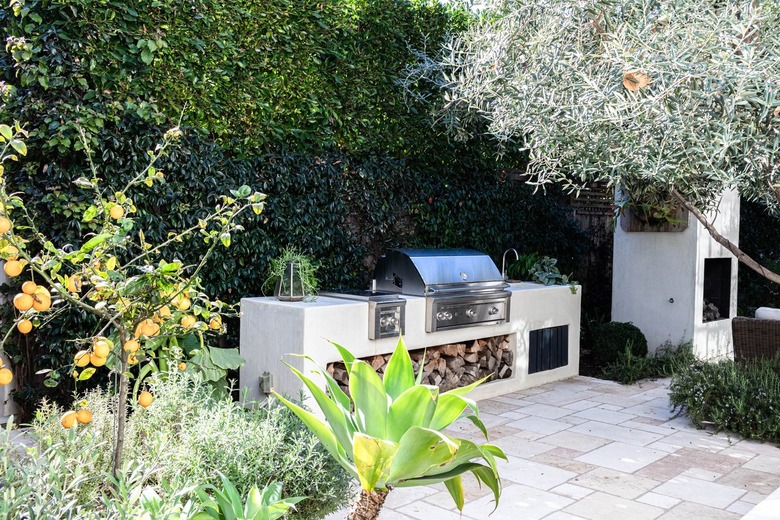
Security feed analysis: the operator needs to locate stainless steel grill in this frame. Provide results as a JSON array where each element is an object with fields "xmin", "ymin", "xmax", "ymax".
[{"xmin": 373, "ymin": 249, "xmax": 511, "ymax": 332}]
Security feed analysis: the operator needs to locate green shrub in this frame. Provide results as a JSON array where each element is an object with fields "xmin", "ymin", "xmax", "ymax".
[
  {"xmin": 602, "ymin": 340, "xmax": 695, "ymax": 384},
  {"xmin": 24, "ymin": 371, "xmax": 352, "ymax": 520},
  {"xmin": 670, "ymin": 356, "xmax": 780, "ymax": 443},
  {"xmin": 592, "ymin": 322, "xmax": 648, "ymax": 365}
]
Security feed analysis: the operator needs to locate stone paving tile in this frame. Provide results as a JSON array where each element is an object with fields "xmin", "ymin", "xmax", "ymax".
[
  {"xmin": 525, "ymin": 390, "xmax": 602, "ymax": 406},
  {"xmin": 394, "ymin": 501, "xmax": 465, "ymax": 520},
  {"xmin": 550, "ymin": 483, "xmax": 595, "ymax": 500},
  {"xmin": 544, "ymin": 512, "xmax": 589, "ymax": 520},
  {"xmin": 726, "ymin": 440, "xmax": 780, "ymax": 457},
  {"xmin": 743, "ymin": 454, "xmax": 780, "ymax": 475},
  {"xmin": 653, "ymin": 474, "xmax": 746, "ymax": 508},
  {"xmin": 383, "ymin": 486, "xmax": 439, "ymax": 510},
  {"xmin": 538, "ymin": 430, "xmax": 613, "ymax": 452},
  {"xmin": 499, "ymin": 455, "xmax": 579, "ymax": 490},
  {"xmin": 505, "ymin": 415, "xmax": 573, "ymax": 435},
  {"xmin": 478, "ymin": 399, "xmax": 525, "ymax": 415},
  {"xmin": 660, "ymin": 430, "xmax": 735, "ymax": 452},
  {"xmin": 576, "ymin": 441, "xmax": 668, "ymax": 473},
  {"xmin": 562, "ymin": 491, "xmax": 664, "ymax": 520},
  {"xmin": 562, "ymin": 399, "xmax": 602, "ymax": 412},
  {"xmin": 716, "ymin": 467, "xmax": 780, "ymax": 497},
  {"xmin": 568, "ymin": 420, "xmax": 665, "ymax": 446},
  {"xmin": 531, "ymin": 447, "xmax": 599, "ymax": 474},
  {"xmin": 491, "ymin": 433, "xmax": 555, "ymax": 458},
  {"xmin": 620, "ymin": 419, "xmax": 679, "ymax": 436},
  {"xmin": 477, "ymin": 423, "xmax": 523, "ymax": 441},
  {"xmin": 558, "ymin": 416, "xmax": 589, "ymax": 426},
  {"xmin": 572, "ymin": 407, "xmax": 638, "ymax": 425},
  {"xmin": 517, "ymin": 402, "xmax": 574, "ymax": 419},
  {"xmin": 637, "ymin": 491, "xmax": 681, "ymax": 509},
  {"xmin": 459, "ymin": 484, "xmax": 575, "ymax": 520},
  {"xmin": 656, "ymin": 501, "xmax": 741, "ymax": 520},
  {"xmin": 727, "ymin": 499, "xmax": 757, "ymax": 516},
  {"xmin": 571, "ymin": 467, "xmax": 660, "ymax": 499}
]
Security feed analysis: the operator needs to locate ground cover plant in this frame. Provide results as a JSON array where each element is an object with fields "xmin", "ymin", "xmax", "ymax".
[
  {"xmin": 670, "ymin": 355, "xmax": 780, "ymax": 443},
  {"xmin": 1, "ymin": 370, "xmax": 350, "ymax": 519},
  {"xmin": 275, "ymin": 338, "xmax": 505, "ymax": 520},
  {"xmin": 602, "ymin": 340, "xmax": 696, "ymax": 385}
]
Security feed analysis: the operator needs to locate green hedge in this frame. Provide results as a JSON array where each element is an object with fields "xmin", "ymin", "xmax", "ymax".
[
  {"xmin": 0, "ymin": 0, "xmax": 587, "ymax": 414},
  {"xmin": 738, "ymin": 200, "xmax": 780, "ymax": 314}
]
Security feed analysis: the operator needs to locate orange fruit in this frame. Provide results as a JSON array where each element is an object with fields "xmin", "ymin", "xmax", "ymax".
[
  {"xmin": 178, "ymin": 362, "xmax": 187, "ymax": 371},
  {"xmin": 32, "ymin": 287, "xmax": 51, "ymax": 311},
  {"xmin": 13, "ymin": 293, "xmax": 33, "ymax": 311},
  {"xmin": 61, "ymin": 411, "xmax": 78, "ymax": 429},
  {"xmin": 138, "ymin": 391, "xmax": 153, "ymax": 408},
  {"xmin": 75, "ymin": 350, "xmax": 90, "ymax": 367},
  {"xmin": 0, "ymin": 367, "xmax": 12, "ymax": 386},
  {"xmin": 21, "ymin": 281, "xmax": 37, "ymax": 294},
  {"xmin": 0, "ymin": 217, "xmax": 11, "ymax": 234},
  {"xmin": 134, "ymin": 319, "xmax": 160, "ymax": 338},
  {"xmin": 67, "ymin": 276, "xmax": 81, "ymax": 293},
  {"xmin": 93, "ymin": 339, "xmax": 110, "ymax": 358},
  {"xmin": 180, "ymin": 315, "xmax": 196, "ymax": 328},
  {"xmin": 123, "ymin": 339, "xmax": 140, "ymax": 353},
  {"xmin": 4, "ymin": 260, "xmax": 23, "ymax": 277},
  {"xmin": 176, "ymin": 296, "xmax": 191, "ymax": 311},
  {"xmin": 17, "ymin": 319, "xmax": 32, "ymax": 334},
  {"xmin": 208, "ymin": 316, "xmax": 222, "ymax": 330},
  {"xmin": 109, "ymin": 205, "xmax": 125, "ymax": 220},
  {"xmin": 2, "ymin": 245, "xmax": 19, "ymax": 260},
  {"xmin": 76, "ymin": 409, "xmax": 92, "ymax": 425},
  {"xmin": 153, "ymin": 305, "xmax": 171, "ymax": 322},
  {"xmin": 127, "ymin": 353, "xmax": 139, "ymax": 365},
  {"xmin": 90, "ymin": 353, "xmax": 107, "ymax": 367}
]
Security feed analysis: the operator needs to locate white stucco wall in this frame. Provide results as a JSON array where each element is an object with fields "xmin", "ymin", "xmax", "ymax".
[
  {"xmin": 612, "ymin": 190, "xmax": 739, "ymax": 358},
  {"xmin": 239, "ymin": 282, "xmax": 581, "ymax": 404}
]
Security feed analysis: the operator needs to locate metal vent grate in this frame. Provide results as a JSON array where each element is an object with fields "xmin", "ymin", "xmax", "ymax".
[{"xmin": 529, "ymin": 325, "xmax": 569, "ymax": 374}]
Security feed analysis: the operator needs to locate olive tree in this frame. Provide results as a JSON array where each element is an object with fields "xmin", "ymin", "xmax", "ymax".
[{"xmin": 404, "ymin": 0, "xmax": 780, "ymax": 282}]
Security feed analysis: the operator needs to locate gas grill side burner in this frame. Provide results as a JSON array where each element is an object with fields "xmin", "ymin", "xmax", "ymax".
[
  {"xmin": 373, "ymin": 249, "xmax": 511, "ymax": 332},
  {"xmin": 319, "ymin": 290, "xmax": 406, "ymax": 340}
]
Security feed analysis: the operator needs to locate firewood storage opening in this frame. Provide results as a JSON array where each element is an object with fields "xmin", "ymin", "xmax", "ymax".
[{"xmin": 327, "ymin": 334, "xmax": 514, "ymax": 394}]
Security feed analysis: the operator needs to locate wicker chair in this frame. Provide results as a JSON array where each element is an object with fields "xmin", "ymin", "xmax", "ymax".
[{"xmin": 731, "ymin": 317, "xmax": 780, "ymax": 363}]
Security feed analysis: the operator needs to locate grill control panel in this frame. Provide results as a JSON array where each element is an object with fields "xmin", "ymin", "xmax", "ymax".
[
  {"xmin": 369, "ymin": 300, "xmax": 406, "ymax": 340},
  {"xmin": 426, "ymin": 295, "xmax": 510, "ymax": 333}
]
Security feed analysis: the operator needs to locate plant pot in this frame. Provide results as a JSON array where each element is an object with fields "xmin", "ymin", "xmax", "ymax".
[{"xmin": 275, "ymin": 261, "xmax": 306, "ymax": 301}]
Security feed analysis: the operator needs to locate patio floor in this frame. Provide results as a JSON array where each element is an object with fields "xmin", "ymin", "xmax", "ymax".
[{"xmin": 326, "ymin": 376, "xmax": 780, "ymax": 520}]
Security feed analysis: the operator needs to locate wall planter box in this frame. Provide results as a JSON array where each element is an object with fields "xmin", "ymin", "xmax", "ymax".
[{"xmin": 620, "ymin": 205, "xmax": 689, "ymax": 232}]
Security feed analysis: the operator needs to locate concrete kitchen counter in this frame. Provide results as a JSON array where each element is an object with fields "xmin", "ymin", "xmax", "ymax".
[{"xmin": 239, "ymin": 282, "xmax": 581, "ymax": 403}]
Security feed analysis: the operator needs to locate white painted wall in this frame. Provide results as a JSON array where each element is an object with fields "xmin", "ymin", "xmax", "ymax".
[
  {"xmin": 239, "ymin": 282, "xmax": 581, "ymax": 404},
  {"xmin": 612, "ymin": 190, "xmax": 739, "ymax": 358}
]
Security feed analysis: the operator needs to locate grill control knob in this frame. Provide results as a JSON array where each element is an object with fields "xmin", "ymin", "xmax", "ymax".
[
  {"xmin": 465, "ymin": 308, "xmax": 477, "ymax": 318},
  {"xmin": 436, "ymin": 312, "xmax": 453, "ymax": 322},
  {"xmin": 488, "ymin": 306, "xmax": 499, "ymax": 315}
]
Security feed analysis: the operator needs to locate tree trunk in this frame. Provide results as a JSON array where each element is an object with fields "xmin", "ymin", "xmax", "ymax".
[
  {"xmin": 671, "ymin": 189, "xmax": 780, "ymax": 285},
  {"xmin": 346, "ymin": 490, "xmax": 389, "ymax": 520},
  {"xmin": 111, "ymin": 331, "xmax": 129, "ymax": 478}
]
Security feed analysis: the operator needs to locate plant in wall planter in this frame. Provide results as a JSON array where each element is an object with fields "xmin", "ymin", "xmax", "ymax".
[{"xmin": 263, "ymin": 247, "xmax": 320, "ymax": 302}]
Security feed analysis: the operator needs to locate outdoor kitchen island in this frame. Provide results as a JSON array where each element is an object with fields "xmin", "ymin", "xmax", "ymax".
[{"xmin": 239, "ymin": 281, "xmax": 581, "ymax": 403}]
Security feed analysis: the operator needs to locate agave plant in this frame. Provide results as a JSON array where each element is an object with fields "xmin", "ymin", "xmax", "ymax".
[
  {"xmin": 193, "ymin": 474, "xmax": 305, "ymax": 520},
  {"xmin": 272, "ymin": 337, "xmax": 506, "ymax": 520}
]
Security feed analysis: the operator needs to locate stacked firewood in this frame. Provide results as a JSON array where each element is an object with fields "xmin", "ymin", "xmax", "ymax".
[{"xmin": 327, "ymin": 335, "xmax": 512, "ymax": 394}]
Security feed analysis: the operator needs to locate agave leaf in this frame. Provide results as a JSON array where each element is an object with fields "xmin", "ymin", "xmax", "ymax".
[
  {"xmin": 271, "ymin": 392, "xmax": 357, "ymax": 479},
  {"xmin": 350, "ymin": 360, "xmax": 388, "ymax": 438},
  {"xmin": 395, "ymin": 461, "xmax": 484, "ymax": 487},
  {"xmin": 386, "ymin": 385, "xmax": 437, "ymax": 442},
  {"xmin": 288, "ymin": 353, "xmax": 352, "ymax": 411},
  {"xmin": 428, "ymin": 393, "xmax": 471, "ymax": 431},
  {"xmin": 444, "ymin": 474, "xmax": 465, "ymax": 511},
  {"xmin": 244, "ymin": 485, "xmax": 264, "ymax": 519},
  {"xmin": 353, "ymin": 432, "xmax": 399, "ymax": 491},
  {"xmin": 329, "ymin": 341, "xmax": 356, "ymax": 376},
  {"xmin": 383, "ymin": 336, "xmax": 415, "ymax": 400},
  {"xmin": 283, "ymin": 362, "xmax": 355, "ymax": 452},
  {"xmin": 471, "ymin": 464, "xmax": 503, "ymax": 512},
  {"xmin": 440, "ymin": 375, "xmax": 490, "ymax": 398},
  {"xmin": 387, "ymin": 427, "xmax": 458, "ymax": 483},
  {"xmin": 463, "ymin": 413, "xmax": 489, "ymax": 440}
]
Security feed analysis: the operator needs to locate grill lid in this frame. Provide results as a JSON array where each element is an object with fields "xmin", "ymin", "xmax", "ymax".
[{"xmin": 374, "ymin": 248, "xmax": 505, "ymax": 296}]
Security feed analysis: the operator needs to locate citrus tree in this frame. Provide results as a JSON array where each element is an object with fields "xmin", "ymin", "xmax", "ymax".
[
  {"xmin": 0, "ymin": 122, "xmax": 266, "ymax": 475},
  {"xmin": 405, "ymin": 0, "xmax": 780, "ymax": 283},
  {"xmin": 274, "ymin": 337, "xmax": 505, "ymax": 520}
]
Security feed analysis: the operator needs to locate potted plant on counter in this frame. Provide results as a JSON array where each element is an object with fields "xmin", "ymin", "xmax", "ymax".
[{"xmin": 263, "ymin": 247, "xmax": 320, "ymax": 301}]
